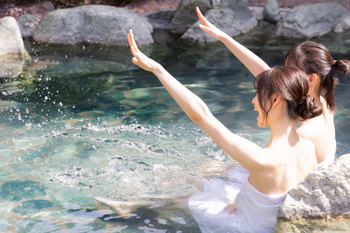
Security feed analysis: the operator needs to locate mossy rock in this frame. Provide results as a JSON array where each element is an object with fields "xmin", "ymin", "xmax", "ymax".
[{"xmin": 276, "ymin": 217, "xmax": 350, "ymax": 233}]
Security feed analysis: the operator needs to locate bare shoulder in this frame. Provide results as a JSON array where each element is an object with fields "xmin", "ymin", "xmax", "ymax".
[
  {"xmin": 297, "ymin": 101, "xmax": 334, "ymax": 140},
  {"xmin": 297, "ymin": 114, "xmax": 325, "ymax": 138},
  {"xmin": 299, "ymin": 137, "xmax": 315, "ymax": 151},
  {"xmin": 298, "ymin": 137, "xmax": 317, "ymax": 167}
]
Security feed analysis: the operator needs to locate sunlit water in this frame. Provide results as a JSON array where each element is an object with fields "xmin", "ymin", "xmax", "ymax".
[{"xmin": 0, "ymin": 37, "xmax": 349, "ymax": 232}]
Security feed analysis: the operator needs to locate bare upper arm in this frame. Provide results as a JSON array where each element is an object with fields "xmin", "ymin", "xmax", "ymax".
[{"xmin": 195, "ymin": 111, "xmax": 265, "ymax": 171}]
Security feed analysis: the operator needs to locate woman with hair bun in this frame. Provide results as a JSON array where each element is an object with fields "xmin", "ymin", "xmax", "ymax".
[
  {"xmin": 109, "ymin": 30, "xmax": 319, "ymax": 233},
  {"xmin": 197, "ymin": 8, "xmax": 350, "ymax": 170}
]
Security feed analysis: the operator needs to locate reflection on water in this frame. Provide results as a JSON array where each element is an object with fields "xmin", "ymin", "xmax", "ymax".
[{"xmin": 0, "ymin": 36, "xmax": 349, "ymax": 232}]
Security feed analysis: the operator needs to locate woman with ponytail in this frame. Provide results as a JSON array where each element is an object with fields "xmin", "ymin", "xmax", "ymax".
[
  {"xmin": 196, "ymin": 8, "xmax": 350, "ymax": 170},
  {"xmin": 283, "ymin": 43, "xmax": 350, "ymax": 169},
  {"xmin": 95, "ymin": 30, "xmax": 319, "ymax": 233}
]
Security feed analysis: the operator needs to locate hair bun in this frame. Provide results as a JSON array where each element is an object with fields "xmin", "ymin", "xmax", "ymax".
[{"xmin": 298, "ymin": 95, "xmax": 322, "ymax": 120}]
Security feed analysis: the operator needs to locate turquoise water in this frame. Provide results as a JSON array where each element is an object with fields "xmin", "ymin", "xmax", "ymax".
[{"xmin": 0, "ymin": 37, "xmax": 349, "ymax": 232}]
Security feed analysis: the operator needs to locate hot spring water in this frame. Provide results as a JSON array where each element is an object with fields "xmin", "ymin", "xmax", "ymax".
[{"xmin": 0, "ymin": 39, "xmax": 349, "ymax": 232}]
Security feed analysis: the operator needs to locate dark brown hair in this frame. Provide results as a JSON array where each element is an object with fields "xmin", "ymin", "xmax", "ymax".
[
  {"xmin": 254, "ymin": 67, "xmax": 322, "ymax": 121},
  {"xmin": 284, "ymin": 41, "xmax": 350, "ymax": 111}
]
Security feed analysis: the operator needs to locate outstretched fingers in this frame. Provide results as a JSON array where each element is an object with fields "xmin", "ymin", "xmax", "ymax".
[
  {"xmin": 196, "ymin": 7, "xmax": 206, "ymax": 25},
  {"xmin": 128, "ymin": 30, "xmax": 139, "ymax": 57},
  {"xmin": 127, "ymin": 29, "xmax": 157, "ymax": 72},
  {"xmin": 128, "ymin": 29, "xmax": 144, "ymax": 65},
  {"xmin": 196, "ymin": 7, "xmax": 219, "ymax": 38},
  {"xmin": 196, "ymin": 7, "xmax": 212, "ymax": 28}
]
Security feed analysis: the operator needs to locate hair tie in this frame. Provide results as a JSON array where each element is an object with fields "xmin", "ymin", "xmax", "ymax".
[{"xmin": 326, "ymin": 61, "xmax": 337, "ymax": 80}]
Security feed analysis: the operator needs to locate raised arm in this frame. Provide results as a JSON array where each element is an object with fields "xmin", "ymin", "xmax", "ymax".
[
  {"xmin": 196, "ymin": 7, "xmax": 270, "ymax": 77},
  {"xmin": 128, "ymin": 30, "xmax": 263, "ymax": 171}
]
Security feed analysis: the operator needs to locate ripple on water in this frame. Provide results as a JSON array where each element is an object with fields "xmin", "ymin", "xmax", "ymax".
[
  {"xmin": 0, "ymin": 217, "xmax": 9, "ymax": 232},
  {"xmin": 0, "ymin": 180, "xmax": 47, "ymax": 201},
  {"xmin": 14, "ymin": 199, "xmax": 54, "ymax": 216}
]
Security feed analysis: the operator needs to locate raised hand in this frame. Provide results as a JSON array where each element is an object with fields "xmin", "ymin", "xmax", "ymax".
[
  {"xmin": 196, "ymin": 7, "xmax": 270, "ymax": 77},
  {"xmin": 128, "ymin": 29, "xmax": 160, "ymax": 72},
  {"xmin": 196, "ymin": 7, "xmax": 225, "ymax": 40}
]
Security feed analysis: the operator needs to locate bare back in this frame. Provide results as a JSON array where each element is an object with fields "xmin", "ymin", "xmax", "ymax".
[
  {"xmin": 249, "ymin": 137, "xmax": 317, "ymax": 195},
  {"xmin": 297, "ymin": 98, "xmax": 336, "ymax": 164}
]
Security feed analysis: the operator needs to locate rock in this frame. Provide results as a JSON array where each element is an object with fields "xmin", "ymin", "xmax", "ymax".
[
  {"xmin": 0, "ymin": 53, "xmax": 25, "ymax": 78},
  {"xmin": 0, "ymin": 16, "xmax": 27, "ymax": 77},
  {"xmin": 181, "ymin": 0, "xmax": 257, "ymax": 44},
  {"xmin": 17, "ymin": 14, "xmax": 40, "ymax": 38},
  {"xmin": 171, "ymin": 0, "xmax": 211, "ymax": 34},
  {"xmin": 335, "ymin": 15, "xmax": 350, "ymax": 33},
  {"xmin": 276, "ymin": 154, "xmax": 350, "ymax": 232},
  {"xmin": 250, "ymin": 6, "xmax": 264, "ymax": 21},
  {"xmin": 263, "ymin": 0, "xmax": 281, "ymax": 24},
  {"xmin": 146, "ymin": 9, "xmax": 176, "ymax": 30},
  {"xmin": 33, "ymin": 5, "xmax": 153, "ymax": 46},
  {"xmin": 0, "ymin": 16, "xmax": 25, "ymax": 56},
  {"xmin": 276, "ymin": 3, "xmax": 350, "ymax": 38}
]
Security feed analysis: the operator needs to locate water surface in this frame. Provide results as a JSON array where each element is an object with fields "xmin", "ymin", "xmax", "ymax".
[{"xmin": 0, "ymin": 34, "xmax": 349, "ymax": 232}]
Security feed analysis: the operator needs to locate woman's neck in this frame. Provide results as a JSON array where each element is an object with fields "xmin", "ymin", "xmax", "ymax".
[
  {"xmin": 313, "ymin": 96, "xmax": 322, "ymax": 109},
  {"xmin": 309, "ymin": 84, "xmax": 322, "ymax": 107},
  {"xmin": 268, "ymin": 114, "xmax": 298, "ymax": 147}
]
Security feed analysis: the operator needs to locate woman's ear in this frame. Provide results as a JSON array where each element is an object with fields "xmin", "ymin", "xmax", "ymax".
[
  {"xmin": 308, "ymin": 73, "xmax": 319, "ymax": 86},
  {"xmin": 271, "ymin": 94, "xmax": 282, "ymax": 108}
]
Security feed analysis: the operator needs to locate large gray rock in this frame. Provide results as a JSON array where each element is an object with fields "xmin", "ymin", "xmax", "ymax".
[
  {"xmin": 0, "ymin": 17, "xmax": 25, "ymax": 56},
  {"xmin": 33, "ymin": 5, "xmax": 153, "ymax": 46},
  {"xmin": 263, "ymin": 0, "xmax": 281, "ymax": 24},
  {"xmin": 171, "ymin": 0, "xmax": 211, "ymax": 34},
  {"xmin": 18, "ymin": 14, "xmax": 40, "ymax": 38},
  {"xmin": 181, "ymin": 0, "xmax": 257, "ymax": 44},
  {"xmin": 335, "ymin": 15, "xmax": 350, "ymax": 33},
  {"xmin": 276, "ymin": 3, "xmax": 350, "ymax": 38},
  {"xmin": 146, "ymin": 9, "xmax": 176, "ymax": 30},
  {"xmin": 0, "ymin": 16, "xmax": 27, "ymax": 78},
  {"xmin": 276, "ymin": 154, "xmax": 350, "ymax": 232}
]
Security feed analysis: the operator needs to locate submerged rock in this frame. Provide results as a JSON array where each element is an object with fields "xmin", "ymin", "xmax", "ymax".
[
  {"xmin": 276, "ymin": 3, "xmax": 350, "ymax": 38},
  {"xmin": 33, "ymin": 5, "xmax": 153, "ymax": 46},
  {"xmin": 276, "ymin": 154, "xmax": 350, "ymax": 232},
  {"xmin": 14, "ymin": 199, "xmax": 53, "ymax": 216},
  {"xmin": 0, "ymin": 180, "xmax": 47, "ymax": 201}
]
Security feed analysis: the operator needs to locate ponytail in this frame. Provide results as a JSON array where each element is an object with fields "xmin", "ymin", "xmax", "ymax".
[
  {"xmin": 284, "ymin": 41, "xmax": 350, "ymax": 111},
  {"xmin": 334, "ymin": 59, "xmax": 350, "ymax": 74},
  {"xmin": 322, "ymin": 59, "xmax": 350, "ymax": 111},
  {"xmin": 323, "ymin": 61, "xmax": 337, "ymax": 111}
]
